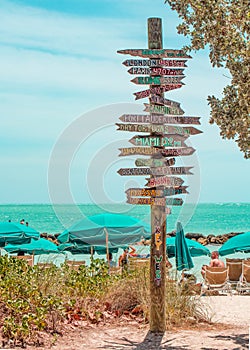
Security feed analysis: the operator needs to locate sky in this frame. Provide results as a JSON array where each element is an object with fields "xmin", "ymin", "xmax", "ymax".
[{"xmin": 0, "ymin": 0, "xmax": 249, "ymax": 205}]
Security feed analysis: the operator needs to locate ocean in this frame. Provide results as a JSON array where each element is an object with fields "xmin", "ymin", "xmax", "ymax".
[
  {"xmin": 0, "ymin": 203, "xmax": 249, "ymax": 236},
  {"xmin": 0, "ymin": 203, "xmax": 249, "ymax": 281}
]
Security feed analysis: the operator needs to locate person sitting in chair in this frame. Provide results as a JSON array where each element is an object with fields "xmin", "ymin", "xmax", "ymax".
[{"xmin": 201, "ymin": 251, "xmax": 225, "ymax": 276}]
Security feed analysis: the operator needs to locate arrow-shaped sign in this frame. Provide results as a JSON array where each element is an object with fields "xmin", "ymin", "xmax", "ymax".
[
  {"xmin": 122, "ymin": 59, "xmax": 187, "ymax": 67},
  {"xmin": 134, "ymin": 84, "xmax": 183, "ymax": 100},
  {"xmin": 118, "ymin": 166, "xmax": 193, "ymax": 176},
  {"xmin": 119, "ymin": 147, "xmax": 159, "ymax": 156},
  {"xmin": 117, "ymin": 49, "xmax": 192, "ymax": 59},
  {"xmin": 135, "ymin": 158, "xmax": 176, "ymax": 167},
  {"xmin": 116, "ymin": 123, "xmax": 202, "ymax": 136},
  {"xmin": 150, "ymin": 166, "xmax": 193, "ymax": 176},
  {"xmin": 146, "ymin": 176, "xmax": 184, "ymax": 188},
  {"xmin": 144, "ymin": 103, "xmax": 184, "ymax": 115},
  {"xmin": 119, "ymin": 114, "xmax": 201, "ymax": 125},
  {"xmin": 161, "ymin": 147, "xmax": 196, "ymax": 157},
  {"xmin": 131, "ymin": 76, "xmax": 185, "ymax": 85},
  {"xmin": 129, "ymin": 135, "xmax": 188, "ymax": 147},
  {"xmin": 149, "ymin": 95, "xmax": 181, "ymax": 108},
  {"xmin": 126, "ymin": 197, "xmax": 166, "ymax": 206},
  {"xmin": 128, "ymin": 67, "xmax": 185, "ymax": 76},
  {"xmin": 126, "ymin": 186, "xmax": 189, "ymax": 197},
  {"xmin": 166, "ymin": 198, "xmax": 183, "ymax": 206}
]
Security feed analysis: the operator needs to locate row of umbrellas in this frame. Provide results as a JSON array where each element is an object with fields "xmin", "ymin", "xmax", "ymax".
[{"xmin": 1, "ymin": 216, "xmax": 249, "ymax": 271}]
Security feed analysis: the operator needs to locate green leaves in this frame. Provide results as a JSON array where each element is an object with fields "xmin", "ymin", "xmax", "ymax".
[{"xmin": 166, "ymin": 0, "xmax": 250, "ymax": 157}]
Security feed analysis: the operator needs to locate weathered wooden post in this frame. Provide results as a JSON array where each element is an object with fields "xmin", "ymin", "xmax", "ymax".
[
  {"xmin": 148, "ymin": 17, "xmax": 166, "ymax": 333},
  {"xmin": 117, "ymin": 16, "xmax": 202, "ymax": 334}
]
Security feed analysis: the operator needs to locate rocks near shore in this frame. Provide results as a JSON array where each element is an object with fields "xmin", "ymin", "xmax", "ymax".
[{"xmin": 168, "ymin": 231, "xmax": 244, "ymax": 245}]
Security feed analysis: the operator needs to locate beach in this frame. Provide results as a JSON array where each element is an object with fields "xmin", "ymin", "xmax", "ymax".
[{"xmin": 18, "ymin": 295, "xmax": 249, "ymax": 350}]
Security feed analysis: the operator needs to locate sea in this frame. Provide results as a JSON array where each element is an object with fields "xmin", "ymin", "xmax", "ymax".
[
  {"xmin": 0, "ymin": 202, "xmax": 249, "ymax": 236},
  {"xmin": 0, "ymin": 203, "xmax": 249, "ymax": 281}
]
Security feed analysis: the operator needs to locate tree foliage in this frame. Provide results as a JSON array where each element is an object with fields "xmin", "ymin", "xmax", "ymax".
[{"xmin": 166, "ymin": 0, "xmax": 250, "ymax": 158}]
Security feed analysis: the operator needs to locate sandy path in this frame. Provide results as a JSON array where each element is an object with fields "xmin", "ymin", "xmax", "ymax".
[{"xmin": 3, "ymin": 296, "xmax": 250, "ymax": 349}]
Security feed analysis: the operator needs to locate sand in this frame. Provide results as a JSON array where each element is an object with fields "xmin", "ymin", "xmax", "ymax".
[
  {"xmin": 11, "ymin": 295, "xmax": 247, "ymax": 350},
  {"xmin": 0, "ymin": 295, "xmax": 248, "ymax": 349}
]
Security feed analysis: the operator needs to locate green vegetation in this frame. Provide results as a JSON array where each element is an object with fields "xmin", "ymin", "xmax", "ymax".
[
  {"xmin": 166, "ymin": 0, "xmax": 250, "ymax": 158},
  {"xmin": 0, "ymin": 256, "xmax": 207, "ymax": 347}
]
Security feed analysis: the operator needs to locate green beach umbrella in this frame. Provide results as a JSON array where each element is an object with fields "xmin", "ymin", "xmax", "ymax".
[
  {"xmin": 218, "ymin": 231, "xmax": 250, "ymax": 256},
  {"xmin": 166, "ymin": 236, "xmax": 210, "ymax": 258},
  {"xmin": 4, "ymin": 238, "xmax": 60, "ymax": 255},
  {"xmin": 174, "ymin": 222, "xmax": 194, "ymax": 271},
  {"xmin": 0, "ymin": 222, "xmax": 40, "ymax": 247},
  {"xmin": 57, "ymin": 213, "xmax": 150, "ymax": 254}
]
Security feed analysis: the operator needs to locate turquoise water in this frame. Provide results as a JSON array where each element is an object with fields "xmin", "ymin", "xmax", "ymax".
[
  {"xmin": 0, "ymin": 203, "xmax": 249, "ymax": 281},
  {"xmin": 0, "ymin": 203, "xmax": 249, "ymax": 236}
]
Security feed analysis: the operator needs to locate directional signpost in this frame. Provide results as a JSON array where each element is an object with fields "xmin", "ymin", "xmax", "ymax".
[
  {"xmin": 122, "ymin": 59, "xmax": 187, "ymax": 67},
  {"xmin": 116, "ymin": 17, "xmax": 202, "ymax": 333}
]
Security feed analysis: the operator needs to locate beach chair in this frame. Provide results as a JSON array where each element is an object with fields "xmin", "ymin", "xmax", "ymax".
[
  {"xmin": 226, "ymin": 258, "xmax": 243, "ymax": 287},
  {"xmin": 66, "ymin": 260, "xmax": 85, "ymax": 271},
  {"xmin": 128, "ymin": 257, "xmax": 149, "ymax": 272},
  {"xmin": 236, "ymin": 260, "xmax": 250, "ymax": 294},
  {"xmin": 202, "ymin": 266, "xmax": 231, "ymax": 295},
  {"xmin": 15, "ymin": 255, "xmax": 34, "ymax": 267}
]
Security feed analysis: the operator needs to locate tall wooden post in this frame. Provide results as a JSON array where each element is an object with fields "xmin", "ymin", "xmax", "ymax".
[{"xmin": 148, "ymin": 18, "xmax": 167, "ymax": 333}]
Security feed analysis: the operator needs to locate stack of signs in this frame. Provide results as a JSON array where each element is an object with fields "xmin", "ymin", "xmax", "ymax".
[{"xmin": 116, "ymin": 48, "xmax": 202, "ymax": 213}]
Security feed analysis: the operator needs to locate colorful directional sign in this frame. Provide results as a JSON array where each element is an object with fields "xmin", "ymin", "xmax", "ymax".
[
  {"xmin": 118, "ymin": 166, "xmax": 192, "ymax": 176},
  {"xmin": 150, "ymin": 166, "xmax": 193, "ymax": 176},
  {"xmin": 127, "ymin": 197, "xmax": 166, "ymax": 206},
  {"xmin": 128, "ymin": 67, "xmax": 184, "ymax": 76},
  {"xmin": 131, "ymin": 76, "xmax": 185, "ymax": 85},
  {"xmin": 119, "ymin": 114, "xmax": 201, "ymax": 125},
  {"xmin": 166, "ymin": 198, "xmax": 183, "ymax": 206},
  {"xmin": 129, "ymin": 135, "xmax": 188, "ymax": 147},
  {"xmin": 119, "ymin": 147, "xmax": 159, "ymax": 156},
  {"xmin": 116, "ymin": 123, "xmax": 202, "ymax": 136},
  {"xmin": 117, "ymin": 49, "xmax": 192, "ymax": 59},
  {"xmin": 144, "ymin": 103, "xmax": 184, "ymax": 115},
  {"xmin": 146, "ymin": 176, "xmax": 184, "ymax": 188},
  {"xmin": 149, "ymin": 95, "xmax": 181, "ymax": 107},
  {"xmin": 122, "ymin": 59, "xmax": 187, "ymax": 67},
  {"xmin": 134, "ymin": 84, "xmax": 183, "ymax": 100},
  {"xmin": 126, "ymin": 186, "xmax": 188, "ymax": 197},
  {"xmin": 161, "ymin": 147, "xmax": 196, "ymax": 157},
  {"xmin": 135, "ymin": 158, "xmax": 175, "ymax": 167}
]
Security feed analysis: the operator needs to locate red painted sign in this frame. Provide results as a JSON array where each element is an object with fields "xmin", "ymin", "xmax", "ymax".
[
  {"xmin": 128, "ymin": 67, "xmax": 184, "ymax": 76},
  {"xmin": 119, "ymin": 114, "xmax": 201, "ymax": 125},
  {"xmin": 126, "ymin": 186, "xmax": 188, "ymax": 197},
  {"xmin": 146, "ymin": 176, "xmax": 184, "ymax": 188},
  {"xmin": 116, "ymin": 123, "xmax": 202, "ymax": 136},
  {"xmin": 131, "ymin": 76, "xmax": 185, "ymax": 85},
  {"xmin": 122, "ymin": 59, "xmax": 187, "ymax": 67},
  {"xmin": 117, "ymin": 49, "xmax": 192, "ymax": 59},
  {"xmin": 133, "ymin": 84, "xmax": 183, "ymax": 100}
]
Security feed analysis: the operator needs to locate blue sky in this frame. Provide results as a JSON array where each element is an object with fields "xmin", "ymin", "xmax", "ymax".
[{"xmin": 0, "ymin": 0, "xmax": 249, "ymax": 204}]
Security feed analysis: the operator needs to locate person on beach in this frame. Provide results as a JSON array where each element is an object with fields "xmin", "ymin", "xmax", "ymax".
[
  {"xmin": 201, "ymin": 251, "xmax": 225, "ymax": 276},
  {"xmin": 107, "ymin": 252, "xmax": 116, "ymax": 267},
  {"xmin": 20, "ymin": 219, "xmax": 25, "ymax": 225}
]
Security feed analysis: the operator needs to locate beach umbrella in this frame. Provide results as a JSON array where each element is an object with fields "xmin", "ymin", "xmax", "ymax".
[
  {"xmin": 0, "ymin": 222, "xmax": 40, "ymax": 247},
  {"xmin": 218, "ymin": 231, "xmax": 250, "ymax": 256},
  {"xmin": 57, "ymin": 213, "xmax": 150, "ymax": 254},
  {"xmin": 4, "ymin": 238, "xmax": 60, "ymax": 255},
  {"xmin": 166, "ymin": 237, "xmax": 210, "ymax": 258},
  {"xmin": 174, "ymin": 222, "xmax": 194, "ymax": 271}
]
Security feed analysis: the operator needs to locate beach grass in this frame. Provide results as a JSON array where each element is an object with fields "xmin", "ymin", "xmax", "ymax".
[{"xmin": 0, "ymin": 256, "xmax": 210, "ymax": 347}]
